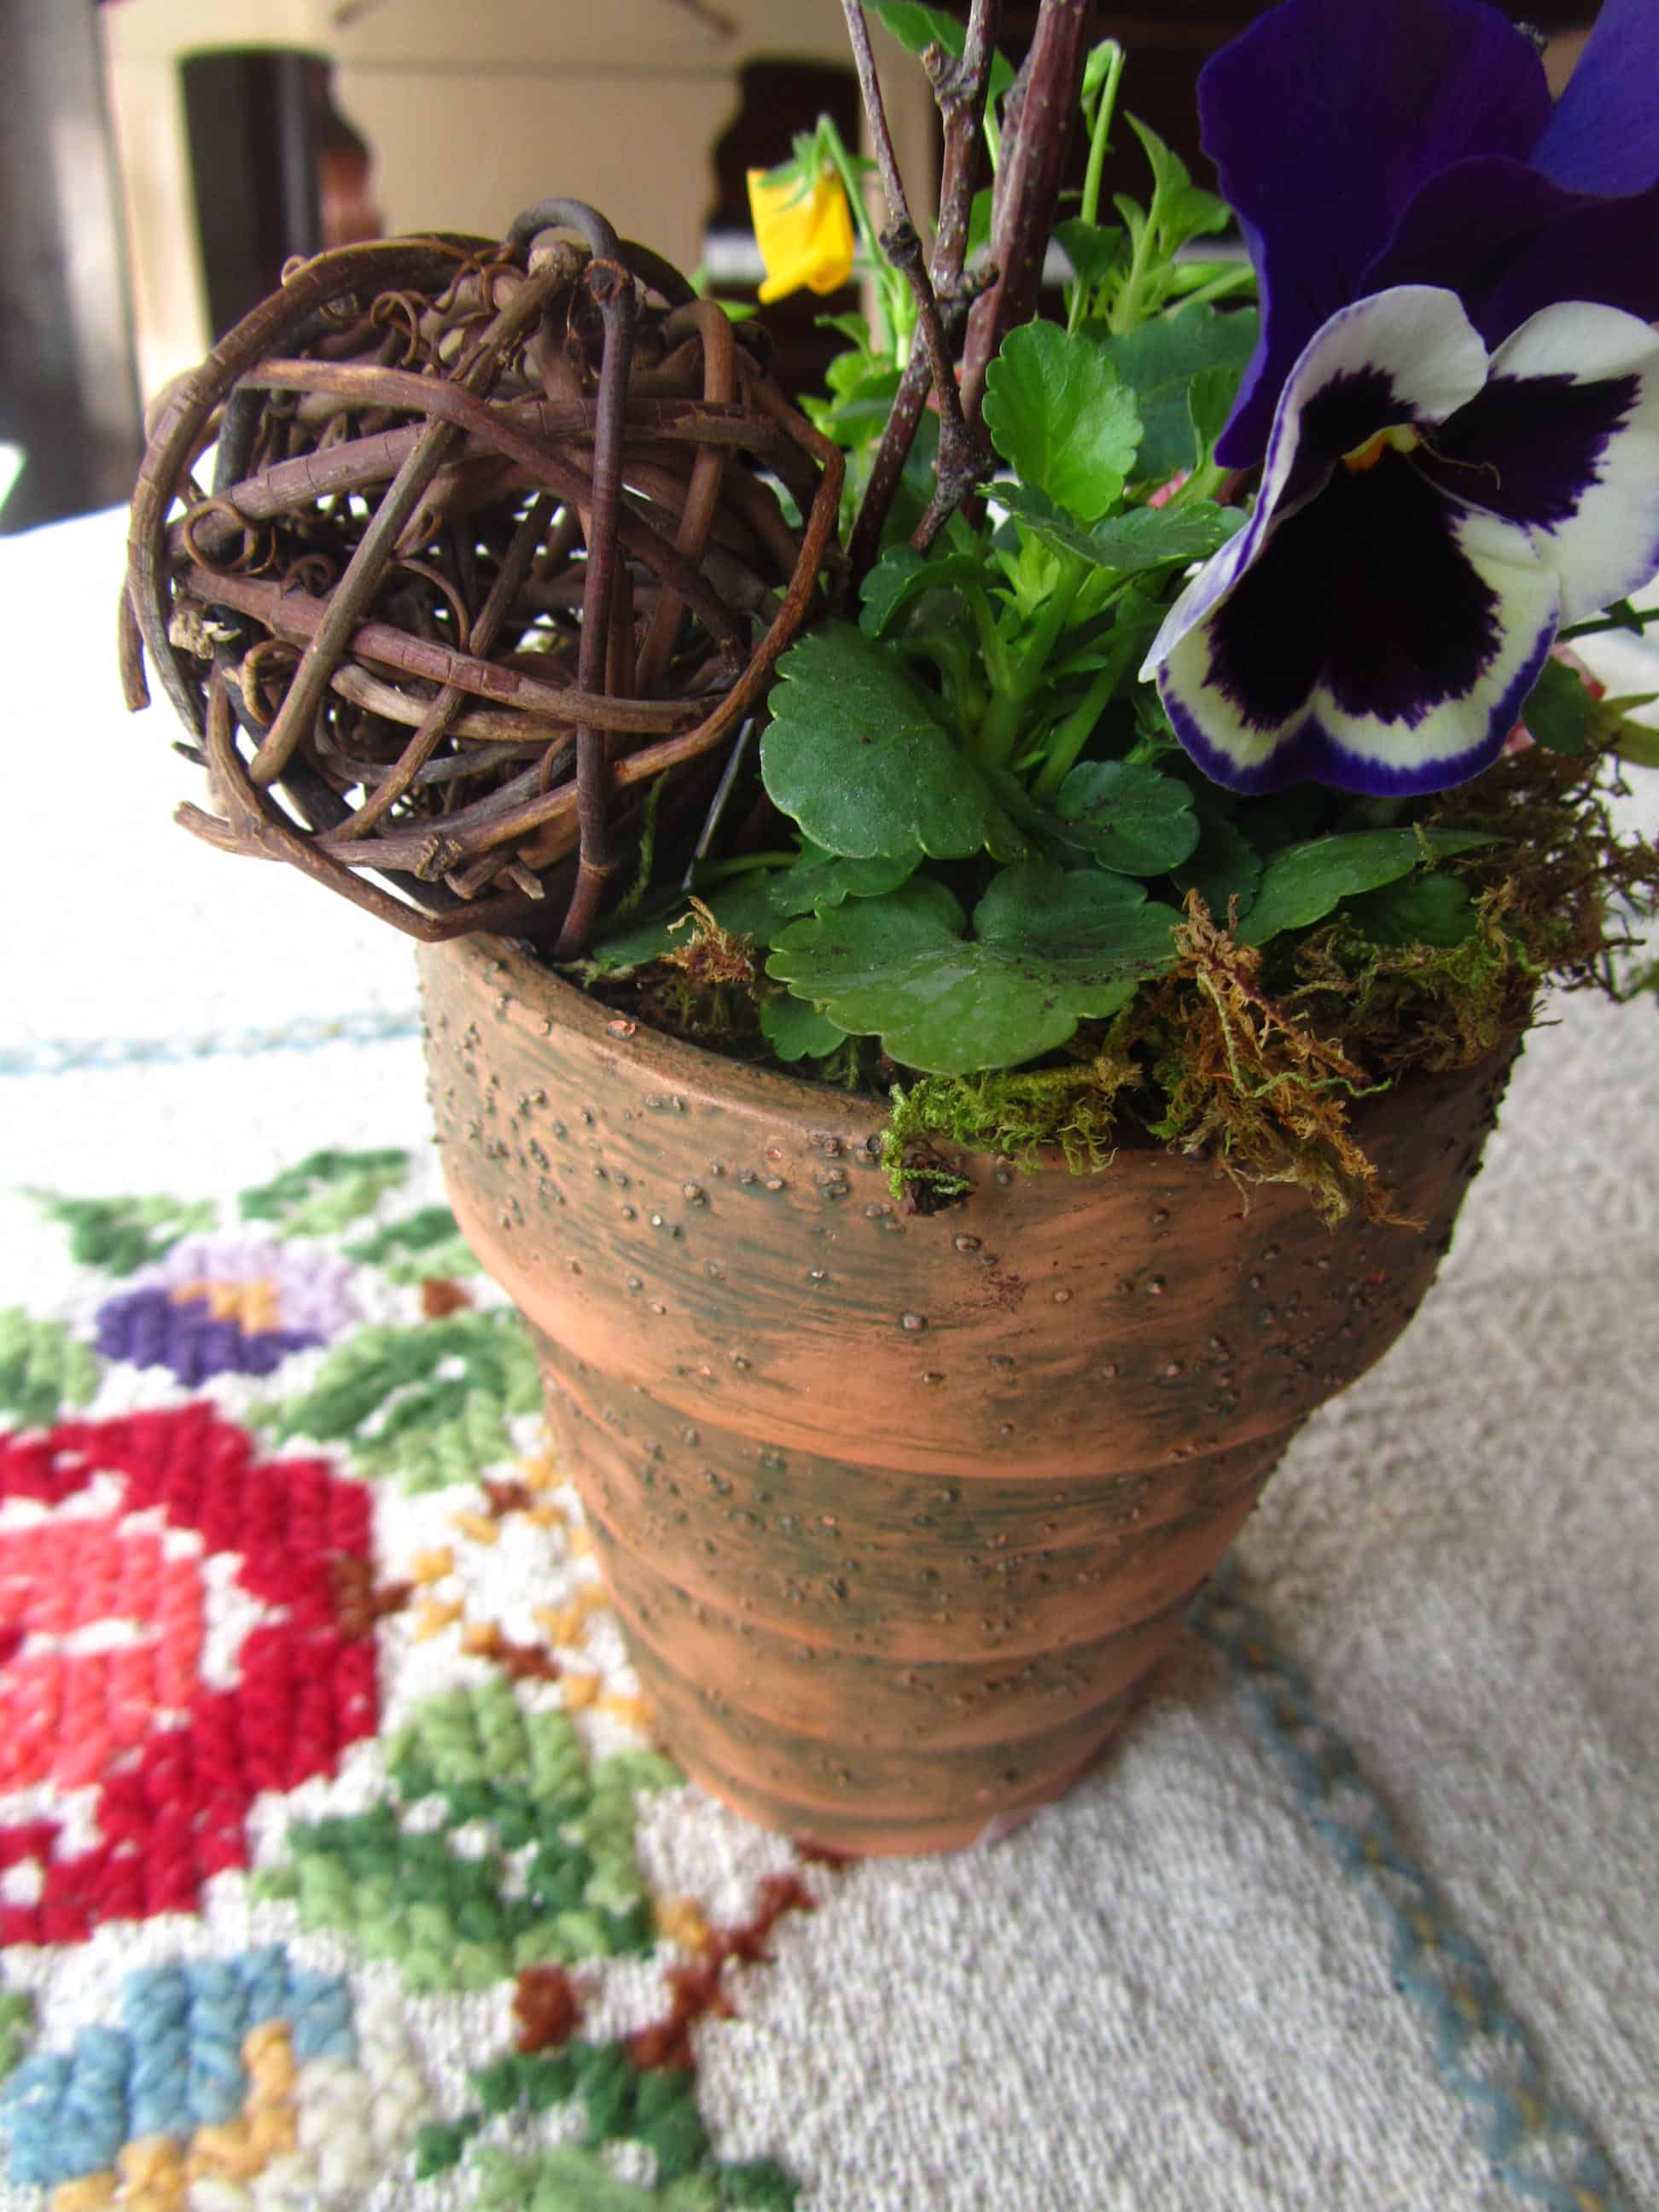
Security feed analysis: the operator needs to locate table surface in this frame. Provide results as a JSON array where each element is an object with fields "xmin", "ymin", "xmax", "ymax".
[{"xmin": 0, "ymin": 506, "xmax": 1656, "ymax": 2212}]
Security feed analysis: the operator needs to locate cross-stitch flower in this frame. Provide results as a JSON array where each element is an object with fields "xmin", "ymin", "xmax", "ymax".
[
  {"xmin": 747, "ymin": 163, "xmax": 855, "ymax": 304},
  {"xmin": 1141, "ymin": 286, "xmax": 1659, "ymax": 795},
  {"xmin": 1202, "ymin": 0, "xmax": 1659, "ymax": 468},
  {"xmin": 94, "ymin": 1235, "xmax": 355, "ymax": 1384},
  {"xmin": 0, "ymin": 1406, "xmax": 375, "ymax": 1943}
]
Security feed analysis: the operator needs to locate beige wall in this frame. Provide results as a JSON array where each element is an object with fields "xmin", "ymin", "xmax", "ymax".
[{"xmin": 103, "ymin": 0, "xmax": 934, "ymax": 405}]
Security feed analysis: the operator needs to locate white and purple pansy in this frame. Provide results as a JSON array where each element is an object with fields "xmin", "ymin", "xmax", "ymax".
[{"xmin": 1140, "ymin": 286, "xmax": 1659, "ymax": 796}]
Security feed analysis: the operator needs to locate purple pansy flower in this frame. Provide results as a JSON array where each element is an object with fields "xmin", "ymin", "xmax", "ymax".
[
  {"xmin": 1141, "ymin": 287, "xmax": 1659, "ymax": 795},
  {"xmin": 1203, "ymin": 0, "xmax": 1659, "ymax": 469}
]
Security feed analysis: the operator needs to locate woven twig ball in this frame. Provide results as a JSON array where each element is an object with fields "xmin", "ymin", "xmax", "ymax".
[{"xmin": 123, "ymin": 199, "xmax": 843, "ymax": 953}]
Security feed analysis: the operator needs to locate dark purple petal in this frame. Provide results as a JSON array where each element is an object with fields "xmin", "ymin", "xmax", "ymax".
[
  {"xmin": 1420, "ymin": 367, "xmax": 1641, "ymax": 533},
  {"xmin": 1207, "ymin": 453, "xmax": 1503, "ymax": 730},
  {"xmin": 1202, "ymin": 0, "xmax": 1549, "ymax": 466},
  {"xmin": 1530, "ymin": 0, "xmax": 1659, "ymax": 195},
  {"xmin": 1368, "ymin": 159, "xmax": 1659, "ymax": 341}
]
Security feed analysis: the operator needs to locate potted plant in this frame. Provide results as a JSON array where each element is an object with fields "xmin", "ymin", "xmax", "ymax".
[{"xmin": 123, "ymin": 0, "xmax": 1659, "ymax": 1853}]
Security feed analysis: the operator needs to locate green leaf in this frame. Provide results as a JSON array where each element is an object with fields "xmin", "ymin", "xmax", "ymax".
[
  {"xmin": 761, "ymin": 624, "xmax": 1027, "ymax": 863},
  {"xmin": 239, "ymin": 1148, "xmax": 409, "ymax": 1235},
  {"xmin": 1126, "ymin": 115, "xmax": 1232, "ymax": 251},
  {"xmin": 1238, "ymin": 830, "xmax": 1495, "ymax": 947},
  {"xmin": 867, "ymin": 0, "xmax": 1016, "ymax": 100},
  {"xmin": 1053, "ymin": 218, "xmax": 1126, "ymax": 291},
  {"xmin": 1521, "ymin": 655, "xmax": 1595, "ymax": 754},
  {"xmin": 859, "ymin": 545, "xmax": 987, "ymax": 637},
  {"xmin": 1055, "ymin": 760, "xmax": 1201, "ymax": 875},
  {"xmin": 992, "ymin": 480, "xmax": 1243, "ymax": 573},
  {"xmin": 766, "ymin": 865, "xmax": 1180, "ymax": 1074},
  {"xmin": 1170, "ymin": 812, "xmax": 1262, "ymax": 923},
  {"xmin": 981, "ymin": 323, "xmax": 1141, "ymax": 524},
  {"xmin": 760, "ymin": 994, "xmax": 847, "ymax": 1062},
  {"xmin": 1088, "ymin": 306, "xmax": 1259, "ymax": 482},
  {"xmin": 1342, "ymin": 873, "xmax": 1476, "ymax": 948},
  {"xmin": 1188, "ymin": 362, "xmax": 1241, "ymax": 464}
]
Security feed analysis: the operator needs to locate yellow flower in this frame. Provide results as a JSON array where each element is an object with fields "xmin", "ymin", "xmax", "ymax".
[{"xmin": 746, "ymin": 166, "xmax": 855, "ymax": 304}]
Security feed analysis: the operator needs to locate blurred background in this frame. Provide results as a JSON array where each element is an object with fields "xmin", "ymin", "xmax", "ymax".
[{"xmin": 0, "ymin": 0, "xmax": 1602, "ymax": 537}]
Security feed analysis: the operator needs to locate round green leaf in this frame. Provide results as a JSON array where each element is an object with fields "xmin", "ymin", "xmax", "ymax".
[
  {"xmin": 761, "ymin": 625, "xmax": 1028, "ymax": 864},
  {"xmin": 760, "ymin": 994, "xmax": 850, "ymax": 1062},
  {"xmin": 766, "ymin": 864, "xmax": 1180, "ymax": 1074},
  {"xmin": 1056, "ymin": 760, "xmax": 1201, "ymax": 875}
]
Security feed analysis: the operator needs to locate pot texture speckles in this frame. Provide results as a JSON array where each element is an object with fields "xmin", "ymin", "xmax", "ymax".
[{"xmin": 419, "ymin": 934, "xmax": 1514, "ymax": 1854}]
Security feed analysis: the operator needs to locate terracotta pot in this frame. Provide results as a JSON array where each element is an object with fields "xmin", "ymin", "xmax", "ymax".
[{"xmin": 417, "ymin": 934, "xmax": 1514, "ymax": 1854}]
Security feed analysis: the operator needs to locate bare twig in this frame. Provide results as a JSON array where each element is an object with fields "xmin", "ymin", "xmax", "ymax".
[
  {"xmin": 960, "ymin": 0, "xmax": 1097, "ymax": 425},
  {"xmin": 841, "ymin": 0, "xmax": 994, "ymax": 563}
]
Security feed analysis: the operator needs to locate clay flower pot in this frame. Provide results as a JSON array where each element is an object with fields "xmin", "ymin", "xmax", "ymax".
[{"xmin": 419, "ymin": 934, "xmax": 1513, "ymax": 1854}]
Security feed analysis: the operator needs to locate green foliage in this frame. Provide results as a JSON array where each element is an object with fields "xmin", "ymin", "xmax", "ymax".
[
  {"xmin": 1054, "ymin": 760, "xmax": 1200, "ymax": 875},
  {"xmin": 1238, "ymin": 830, "xmax": 1495, "ymax": 948},
  {"xmin": 0, "ymin": 1310, "xmax": 99, "ymax": 1428},
  {"xmin": 1520, "ymin": 655, "xmax": 1595, "ymax": 755},
  {"xmin": 28, "ymin": 1191, "xmax": 215, "ymax": 1276},
  {"xmin": 767, "ymin": 865, "xmax": 1180, "ymax": 1073},
  {"xmin": 990, "ymin": 482, "xmax": 1243, "ymax": 573},
  {"xmin": 1087, "ymin": 306, "xmax": 1260, "ymax": 482},
  {"xmin": 259, "ymin": 1308, "xmax": 539, "ymax": 1489},
  {"xmin": 0, "ymin": 1989, "xmax": 36, "ymax": 2081},
  {"xmin": 982, "ymin": 323, "xmax": 1142, "ymax": 521},
  {"xmin": 760, "ymin": 625, "xmax": 1028, "ymax": 862},
  {"xmin": 239, "ymin": 1147, "xmax": 409, "ymax": 1237},
  {"xmin": 759, "ymin": 994, "xmax": 847, "ymax": 1061},
  {"xmin": 346, "ymin": 1203, "xmax": 482, "ymax": 1282}
]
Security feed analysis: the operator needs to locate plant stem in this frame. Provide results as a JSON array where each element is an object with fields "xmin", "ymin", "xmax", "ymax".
[
  {"xmin": 814, "ymin": 116, "xmax": 899, "ymax": 354},
  {"xmin": 973, "ymin": 554, "xmax": 1087, "ymax": 766},
  {"xmin": 1066, "ymin": 39, "xmax": 1122, "ymax": 335},
  {"xmin": 1559, "ymin": 603, "xmax": 1659, "ymax": 641},
  {"xmin": 1030, "ymin": 620, "xmax": 1139, "ymax": 800},
  {"xmin": 1165, "ymin": 260, "xmax": 1255, "ymax": 313},
  {"xmin": 696, "ymin": 849, "xmax": 796, "ymax": 882}
]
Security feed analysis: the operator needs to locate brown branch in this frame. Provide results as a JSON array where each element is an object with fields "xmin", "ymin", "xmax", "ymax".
[
  {"xmin": 960, "ymin": 0, "xmax": 1097, "ymax": 426},
  {"xmin": 846, "ymin": 0, "xmax": 1002, "ymax": 580},
  {"xmin": 555, "ymin": 253, "xmax": 639, "ymax": 958},
  {"xmin": 840, "ymin": 0, "xmax": 994, "ymax": 566}
]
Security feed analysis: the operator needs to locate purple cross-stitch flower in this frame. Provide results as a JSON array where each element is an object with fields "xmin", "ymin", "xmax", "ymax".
[
  {"xmin": 1202, "ymin": 0, "xmax": 1659, "ymax": 469},
  {"xmin": 1141, "ymin": 287, "xmax": 1659, "ymax": 796}
]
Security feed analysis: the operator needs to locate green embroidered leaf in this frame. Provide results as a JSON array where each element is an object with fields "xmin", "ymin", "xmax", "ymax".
[
  {"xmin": 761, "ymin": 625, "xmax": 1027, "ymax": 863},
  {"xmin": 760, "ymin": 993, "xmax": 847, "ymax": 1062},
  {"xmin": 346, "ymin": 1203, "xmax": 482, "ymax": 1282},
  {"xmin": 867, "ymin": 1, "xmax": 1016, "ymax": 101},
  {"xmin": 719, "ymin": 2160, "xmax": 803, "ymax": 2210},
  {"xmin": 239, "ymin": 1148, "xmax": 409, "ymax": 1236},
  {"xmin": 982, "ymin": 323, "xmax": 1142, "ymax": 523},
  {"xmin": 767, "ymin": 866, "xmax": 1180, "ymax": 1073},
  {"xmin": 262, "ymin": 1308, "xmax": 539, "ymax": 1489},
  {"xmin": 1239, "ymin": 830, "xmax": 1495, "ymax": 947},
  {"xmin": 1087, "ymin": 306, "xmax": 1260, "ymax": 482},
  {"xmin": 1342, "ymin": 873, "xmax": 1477, "ymax": 948},
  {"xmin": 1054, "ymin": 760, "xmax": 1201, "ymax": 875},
  {"xmin": 0, "ymin": 1311, "xmax": 100, "ymax": 1428},
  {"xmin": 26, "ymin": 1192, "xmax": 216, "ymax": 1277},
  {"xmin": 993, "ymin": 481, "xmax": 1243, "ymax": 573},
  {"xmin": 0, "ymin": 1990, "xmax": 36, "ymax": 2082},
  {"xmin": 1520, "ymin": 655, "xmax": 1594, "ymax": 754}
]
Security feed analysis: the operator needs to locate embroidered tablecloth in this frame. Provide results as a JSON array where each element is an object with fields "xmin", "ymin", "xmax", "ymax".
[{"xmin": 1, "ymin": 509, "xmax": 1656, "ymax": 2211}]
